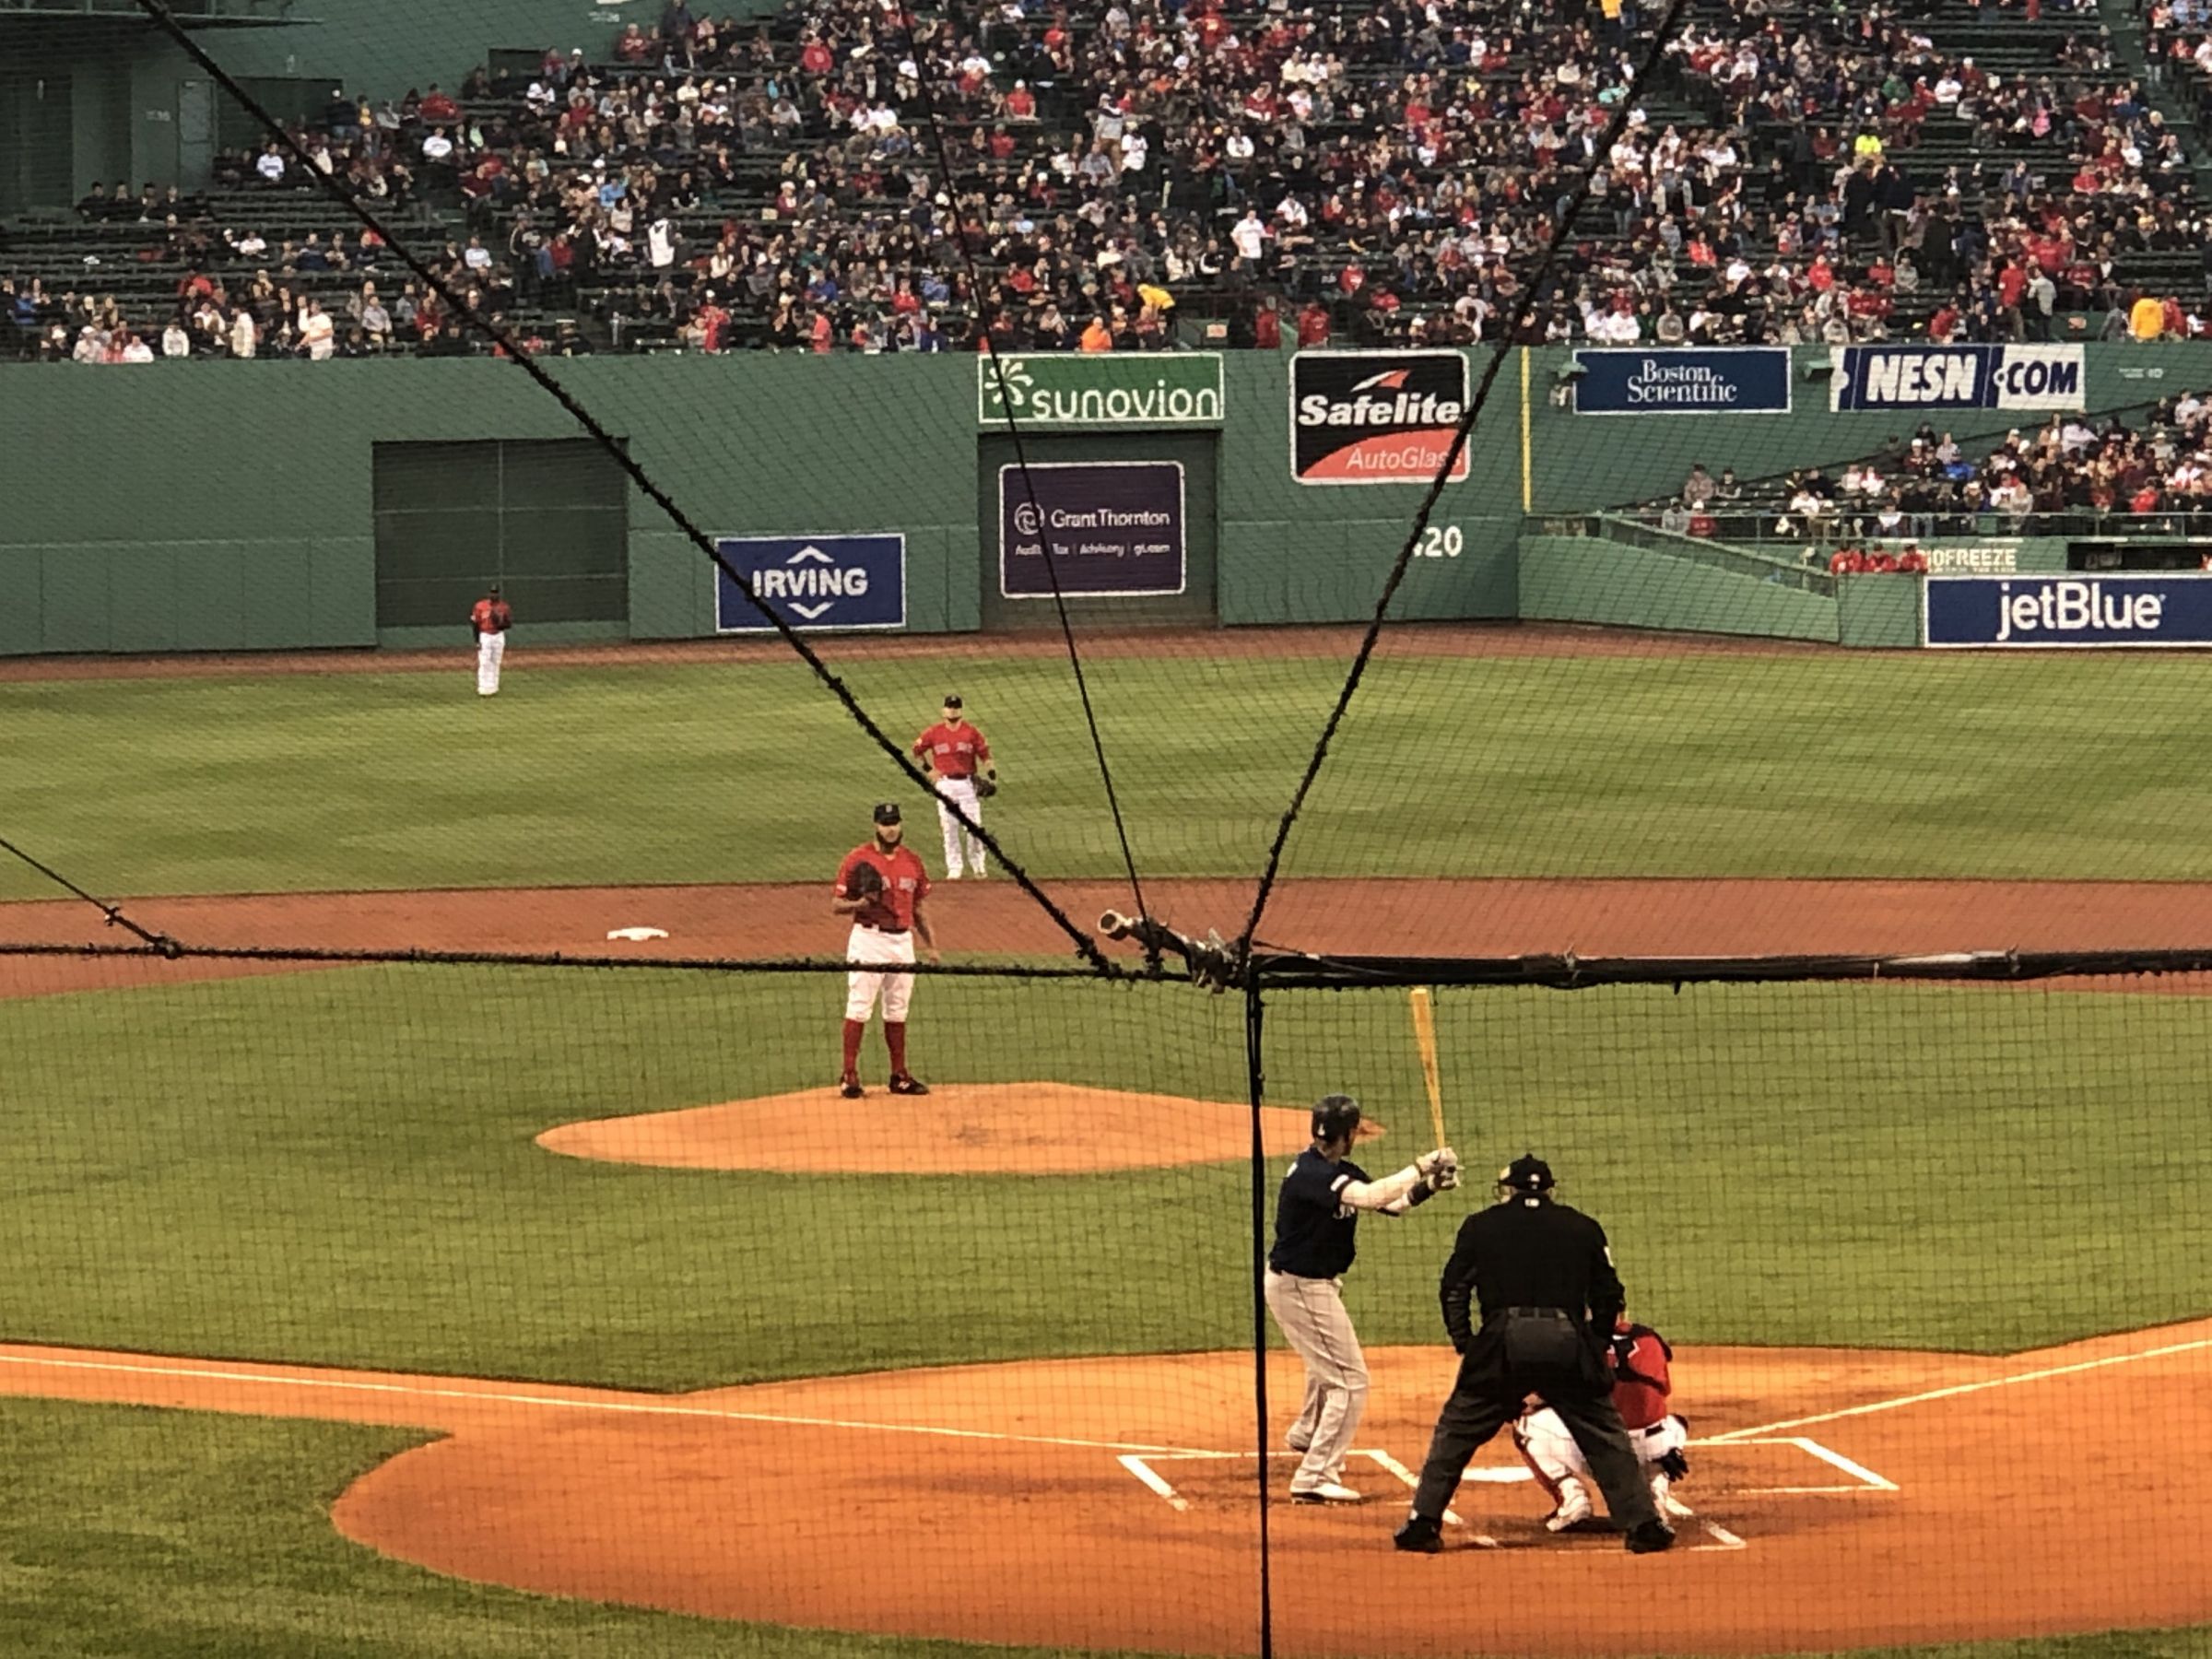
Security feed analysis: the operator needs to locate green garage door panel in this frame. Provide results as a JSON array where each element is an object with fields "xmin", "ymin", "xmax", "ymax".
[
  {"xmin": 505, "ymin": 509, "xmax": 627, "ymax": 576},
  {"xmin": 376, "ymin": 512, "xmax": 502, "ymax": 584},
  {"xmin": 108, "ymin": 548, "xmax": 182, "ymax": 653},
  {"xmin": 373, "ymin": 445, "xmax": 499, "ymax": 511},
  {"xmin": 500, "ymin": 441, "xmax": 628, "ymax": 506},
  {"xmin": 40, "ymin": 550, "xmax": 110, "ymax": 653},
  {"xmin": 172, "ymin": 550, "xmax": 251, "ymax": 652},
  {"xmin": 503, "ymin": 575, "xmax": 626, "ymax": 622},
  {"xmin": 238, "ymin": 547, "xmax": 316, "ymax": 650}
]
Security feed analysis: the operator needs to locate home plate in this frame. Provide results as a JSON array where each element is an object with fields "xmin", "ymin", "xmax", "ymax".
[{"xmin": 606, "ymin": 926, "xmax": 669, "ymax": 942}]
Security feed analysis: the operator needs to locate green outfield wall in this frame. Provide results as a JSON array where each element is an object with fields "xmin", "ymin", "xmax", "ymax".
[{"xmin": 3, "ymin": 344, "xmax": 2206, "ymax": 656}]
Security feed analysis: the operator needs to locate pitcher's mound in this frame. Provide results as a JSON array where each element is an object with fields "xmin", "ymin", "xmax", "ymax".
[{"xmin": 536, "ymin": 1082, "xmax": 1383, "ymax": 1174}]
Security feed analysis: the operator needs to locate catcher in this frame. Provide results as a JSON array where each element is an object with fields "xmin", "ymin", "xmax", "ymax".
[
  {"xmin": 1513, "ymin": 1312, "xmax": 1691, "ymax": 1532},
  {"xmin": 833, "ymin": 802, "xmax": 937, "ymax": 1099},
  {"xmin": 912, "ymin": 694, "xmax": 995, "ymax": 879}
]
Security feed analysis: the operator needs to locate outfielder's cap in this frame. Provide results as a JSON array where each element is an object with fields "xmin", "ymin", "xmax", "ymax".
[
  {"xmin": 943, "ymin": 693, "xmax": 962, "ymax": 708},
  {"xmin": 873, "ymin": 801, "xmax": 901, "ymax": 825},
  {"xmin": 1311, "ymin": 1093, "xmax": 1362, "ymax": 1142},
  {"xmin": 1500, "ymin": 1153, "xmax": 1554, "ymax": 1193}
]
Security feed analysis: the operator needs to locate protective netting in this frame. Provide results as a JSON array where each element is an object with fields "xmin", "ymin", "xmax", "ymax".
[{"xmin": 8, "ymin": 0, "xmax": 2212, "ymax": 1651}]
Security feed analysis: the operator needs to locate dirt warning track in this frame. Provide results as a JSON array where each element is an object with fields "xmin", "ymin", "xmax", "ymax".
[{"xmin": 3, "ymin": 1324, "xmax": 2208, "ymax": 1655}]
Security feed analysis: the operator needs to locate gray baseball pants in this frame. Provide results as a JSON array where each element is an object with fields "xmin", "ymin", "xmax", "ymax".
[{"xmin": 1264, "ymin": 1267, "xmax": 1369, "ymax": 1491}]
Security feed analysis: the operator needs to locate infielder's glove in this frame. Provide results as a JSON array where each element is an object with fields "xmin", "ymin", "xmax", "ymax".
[{"xmin": 973, "ymin": 773, "xmax": 998, "ymax": 799}]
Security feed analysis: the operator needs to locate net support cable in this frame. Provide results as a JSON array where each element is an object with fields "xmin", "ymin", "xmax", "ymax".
[
  {"xmin": 125, "ymin": 0, "xmax": 1114, "ymax": 974},
  {"xmin": 897, "ymin": 11, "xmax": 1159, "ymax": 970},
  {"xmin": 1232, "ymin": 0, "xmax": 1696, "ymax": 959}
]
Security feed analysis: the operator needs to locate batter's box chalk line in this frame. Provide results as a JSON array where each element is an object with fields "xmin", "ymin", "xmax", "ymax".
[{"xmin": 1114, "ymin": 1437, "xmax": 1893, "ymax": 1552}]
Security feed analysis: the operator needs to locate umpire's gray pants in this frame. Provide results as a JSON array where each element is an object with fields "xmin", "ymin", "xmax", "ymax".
[
  {"xmin": 1410, "ymin": 1374, "xmax": 1658, "ymax": 1531},
  {"xmin": 1264, "ymin": 1268, "xmax": 1369, "ymax": 1490}
]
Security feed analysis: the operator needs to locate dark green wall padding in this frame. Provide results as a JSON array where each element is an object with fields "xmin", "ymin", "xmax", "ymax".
[{"xmin": 5, "ymin": 345, "xmax": 2201, "ymax": 656}]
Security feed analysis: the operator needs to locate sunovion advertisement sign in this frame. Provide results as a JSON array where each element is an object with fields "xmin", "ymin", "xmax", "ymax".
[
  {"xmin": 999, "ymin": 462, "xmax": 1186, "ymax": 599},
  {"xmin": 715, "ymin": 535, "xmax": 905, "ymax": 632},
  {"xmin": 1571, "ymin": 347, "xmax": 1790, "ymax": 415},
  {"xmin": 1830, "ymin": 345, "xmax": 2084, "ymax": 412},
  {"xmin": 978, "ymin": 353, "xmax": 1224, "ymax": 428},
  {"xmin": 1924, "ymin": 573, "xmax": 2212, "ymax": 648},
  {"xmin": 1290, "ymin": 349, "xmax": 1470, "ymax": 483}
]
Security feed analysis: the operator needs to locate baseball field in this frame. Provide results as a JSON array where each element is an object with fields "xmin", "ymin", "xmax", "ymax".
[{"xmin": 4, "ymin": 624, "xmax": 2210, "ymax": 1659}]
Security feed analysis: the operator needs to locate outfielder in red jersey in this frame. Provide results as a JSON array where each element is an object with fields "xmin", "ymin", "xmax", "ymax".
[
  {"xmin": 912, "ymin": 694, "xmax": 995, "ymax": 879},
  {"xmin": 1512, "ymin": 1316, "xmax": 1691, "ymax": 1532},
  {"xmin": 833, "ymin": 801, "xmax": 939, "ymax": 1099},
  {"xmin": 469, "ymin": 585, "xmax": 513, "ymax": 697}
]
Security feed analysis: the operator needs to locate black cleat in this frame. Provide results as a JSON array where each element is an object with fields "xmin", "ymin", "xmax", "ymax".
[
  {"xmin": 888, "ymin": 1073, "xmax": 930, "ymax": 1095},
  {"xmin": 839, "ymin": 1077, "xmax": 864, "ymax": 1100},
  {"xmin": 1393, "ymin": 1517, "xmax": 1444, "ymax": 1554},
  {"xmin": 1624, "ymin": 1520, "xmax": 1677, "ymax": 1554}
]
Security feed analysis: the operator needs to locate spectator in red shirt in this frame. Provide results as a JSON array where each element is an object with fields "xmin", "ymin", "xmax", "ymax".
[
  {"xmin": 1253, "ymin": 296, "xmax": 1282, "ymax": 350},
  {"xmin": 1296, "ymin": 300, "xmax": 1331, "ymax": 347}
]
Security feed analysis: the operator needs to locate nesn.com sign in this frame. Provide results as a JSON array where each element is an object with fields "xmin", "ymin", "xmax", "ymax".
[
  {"xmin": 715, "ymin": 535, "xmax": 906, "ymax": 633},
  {"xmin": 1830, "ymin": 345, "xmax": 2083, "ymax": 412}
]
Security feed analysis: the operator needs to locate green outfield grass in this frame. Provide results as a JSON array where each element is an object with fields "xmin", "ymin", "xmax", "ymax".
[
  {"xmin": 6, "ymin": 1396, "xmax": 2211, "ymax": 1659},
  {"xmin": 2, "ymin": 646, "xmax": 2208, "ymax": 900},
  {"xmin": 3, "ymin": 966, "xmax": 2204, "ymax": 1384}
]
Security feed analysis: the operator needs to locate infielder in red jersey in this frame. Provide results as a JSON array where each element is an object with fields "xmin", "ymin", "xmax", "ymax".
[
  {"xmin": 833, "ymin": 801, "xmax": 939, "ymax": 1100},
  {"xmin": 1512, "ymin": 1316, "xmax": 1691, "ymax": 1532},
  {"xmin": 912, "ymin": 693, "xmax": 994, "ymax": 879}
]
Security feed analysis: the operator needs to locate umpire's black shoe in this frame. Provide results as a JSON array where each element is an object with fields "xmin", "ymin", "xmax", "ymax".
[
  {"xmin": 888, "ymin": 1073, "xmax": 930, "ymax": 1095},
  {"xmin": 1624, "ymin": 1520, "xmax": 1676, "ymax": 1554},
  {"xmin": 1393, "ymin": 1517, "xmax": 1443, "ymax": 1554}
]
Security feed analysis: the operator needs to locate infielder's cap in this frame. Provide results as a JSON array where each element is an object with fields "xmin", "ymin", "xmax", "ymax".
[
  {"xmin": 1499, "ymin": 1153, "xmax": 1554, "ymax": 1193},
  {"xmin": 488, "ymin": 583, "xmax": 500, "ymax": 594},
  {"xmin": 943, "ymin": 693, "xmax": 963, "ymax": 708},
  {"xmin": 873, "ymin": 801, "xmax": 901, "ymax": 825},
  {"xmin": 1311, "ymin": 1093, "xmax": 1362, "ymax": 1143}
]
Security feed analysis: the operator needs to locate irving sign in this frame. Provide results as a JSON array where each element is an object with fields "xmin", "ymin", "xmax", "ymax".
[{"xmin": 1290, "ymin": 350, "xmax": 1470, "ymax": 485}]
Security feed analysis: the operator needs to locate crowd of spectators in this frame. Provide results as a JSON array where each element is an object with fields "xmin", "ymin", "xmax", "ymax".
[
  {"xmin": 1644, "ymin": 390, "xmax": 2212, "ymax": 552},
  {"xmin": 6, "ymin": 0, "xmax": 2212, "ymax": 358}
]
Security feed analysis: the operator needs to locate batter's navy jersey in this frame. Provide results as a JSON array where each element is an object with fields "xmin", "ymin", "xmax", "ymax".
[{"xmin": 1269, "ymin": 1149, "xmax": 1371, "ymax": 1279}]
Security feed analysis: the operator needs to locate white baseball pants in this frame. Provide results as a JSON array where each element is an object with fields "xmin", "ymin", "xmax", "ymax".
[
  {"xmin": 1264, "ymin": 1268, "xmax": 1370, "ymax": 1491},
  {"xmin": 934, "ymin": 776, "xmax": 984, "ymax": 877},
  {"xmin": 844, "ymin": 923, "xmax": 916, "ymax": 1021},
  {"xmin": 477, "ymin": 631, "xmax": 505, "ymax": 696},
  {"xmin": 1517, "ymin": 1406, "xmax": 1685, "ymax": 1483}
]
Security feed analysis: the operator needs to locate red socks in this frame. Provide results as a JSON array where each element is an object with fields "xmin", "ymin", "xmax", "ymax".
[
  {"xmin": 886, "ymin": 1021, "xmax": 908, "ymax": 1075},
  {"xmin": 841, "ymin": 1018, "xmax": 865, "ymax": 1079}
]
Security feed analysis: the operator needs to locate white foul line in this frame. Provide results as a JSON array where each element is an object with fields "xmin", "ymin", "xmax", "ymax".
[
  {"xmin": 1362, "ymin": 1449, "xmax": 1475, "ymax": 1536},
  {"xmin": 1786, "ymin": 1436, "xmax": 1898, "ymax": 1491},
  {"xmin": 0, "ymin": 1352, "xmax": 1219, "ymax": 1458},
  {"xmin": 1119, "ymin": 1454, "xmax": 1189, "ymax": 1512},
  {"xmin": 1694, "ymin": 1522, "xmax": 1747, "ymax": 1552},
  {"xmin": 1705, "ymin": 1335, "xmax": 2212, "ymax": 1443}
]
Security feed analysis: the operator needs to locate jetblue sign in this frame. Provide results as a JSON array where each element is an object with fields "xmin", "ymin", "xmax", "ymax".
[
  {"xmin": 1924, "ymin": 574, "xmax": 2212, "ymax": 649},
  {"xmin": 1830, "ymin": 345, "xmax": 2084, "ymax": 412},
  {"xmin": 715, "ymin": 535, "xmax": 906, "ymax": 632},
  {"xmin": 1571, "ymin": 347, "xmax": 1790, "ymax": 415}
]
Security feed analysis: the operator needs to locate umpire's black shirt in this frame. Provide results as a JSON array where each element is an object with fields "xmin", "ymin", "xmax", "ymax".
[{"xmin": 1438, "ymin": 1194, "xmax": 1626, "ymax": 1354}]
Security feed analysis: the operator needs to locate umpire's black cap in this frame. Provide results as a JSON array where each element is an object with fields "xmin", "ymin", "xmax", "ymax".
[
  {"xmin": 1499, "ymin": 1153, "xmax": 1555, "ymax": 1194},
  {"xmin": 1311, "ymin": 1093, "xmax": 1362, "ymax": 1143},
  {"xmin": 873, "ymin": 801, "xmax": 901, "ymax": 826}
]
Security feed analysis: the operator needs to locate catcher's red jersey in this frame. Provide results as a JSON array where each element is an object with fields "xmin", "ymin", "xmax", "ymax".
[
  {"xmin": 836, "ymin": 844, "xmax": 930, "ymax": 929},
  {"xmin": 914, "ymin": 721, "xmax": 990, "ymax": 779},
  {"xmin": 1610, "ymin": 1325, "xmax": 1673, "ymax": 1430}
]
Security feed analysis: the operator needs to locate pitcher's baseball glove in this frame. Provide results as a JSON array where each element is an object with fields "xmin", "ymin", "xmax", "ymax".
[{"xmin": 843, "ymin": 860, "xmax": 898, "ymax": 927}]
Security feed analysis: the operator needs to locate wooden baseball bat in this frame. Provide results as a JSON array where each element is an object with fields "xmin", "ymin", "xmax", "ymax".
[{"xmin": 1407, "ymin": 986, "xmax": 1446, "ymax": 1150}]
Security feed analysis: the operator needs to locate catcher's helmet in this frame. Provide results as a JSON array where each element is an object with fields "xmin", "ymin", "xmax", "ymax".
[
  {"xmin": 1498, "ymin": 1152, "xmax": 1555, "ymax": 1194},
  {"xmin": 1311, "ymin": 1093, "xmax": 1362, "ymax": 1145}
]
